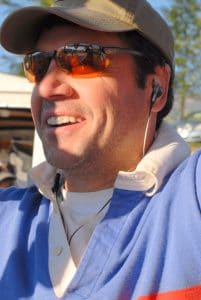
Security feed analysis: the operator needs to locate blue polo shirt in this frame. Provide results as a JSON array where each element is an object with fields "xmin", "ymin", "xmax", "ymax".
[{"xmin": 0, "ymin": 150, "xmax": 201, "ymax": 299}]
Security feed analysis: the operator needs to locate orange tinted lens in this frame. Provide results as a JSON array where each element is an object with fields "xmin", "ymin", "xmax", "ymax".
[
  {"xmin": 71, "ymin": 65, "xmax": 103, "ymax": 77},
  {"xmin": 23, "ymin": 53, "xmax": 51, "ymax": 83},
  {"xmin": 56, "ymin": 50, "xmax": 110, "ymax": 76}
]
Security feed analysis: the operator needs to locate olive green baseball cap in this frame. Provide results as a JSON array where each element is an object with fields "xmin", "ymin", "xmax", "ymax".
[{"xmin": 0, "ymin": 0, "xmax": 174, "ymax": 65}]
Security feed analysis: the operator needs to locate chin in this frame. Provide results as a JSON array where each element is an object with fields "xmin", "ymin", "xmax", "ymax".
[{"xmin": 45, "ymin": 149, "xmax": 83, "ymax": 171}]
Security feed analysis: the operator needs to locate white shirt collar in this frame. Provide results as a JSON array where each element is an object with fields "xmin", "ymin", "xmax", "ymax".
[{"xmin": 115, "ymin": 122, "xmax": 190, "ymax": 195}]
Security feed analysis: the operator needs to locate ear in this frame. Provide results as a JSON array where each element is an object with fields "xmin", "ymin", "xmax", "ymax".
[{"xmin": 149, "ymin": 64, "xmax": 171, "ymax": 113}]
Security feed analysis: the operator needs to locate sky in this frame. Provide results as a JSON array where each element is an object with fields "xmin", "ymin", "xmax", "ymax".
[
  {"xmin": 149, "ymin": 0, "xmax": 171, "ymax": 9},
  {"xmin": 0, "ymin": 0, "xmax": 172, "ymax": 74}
]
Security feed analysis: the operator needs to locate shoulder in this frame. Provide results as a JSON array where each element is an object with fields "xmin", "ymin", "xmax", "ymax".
[
  {"xmin": 158, "ymin": 149, "xmax": 201, "ymax": 209},
  {"xmin": 0, "ymin": 185, "xmax": 45, "ymax": 213},
  {"xmin": 0, "ymin": 184, "xmax": 51, "ymax": 237},
  {"xmin": 175, "ymin": 149, "xmax": 201, "ymax": 181},
  {"xmin": 192, "ymin": 149, "xmax": 201, "ymax": 201},
  {"xmin": 163, "ymin": 149, "xmax": 201, "ymax": 182},
  {"xmin": 0, "ymin": 185, "xmax": 41, "ymax": 201}
]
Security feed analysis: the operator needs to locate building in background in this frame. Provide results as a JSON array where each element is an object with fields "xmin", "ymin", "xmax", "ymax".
[{"xmin": 0, "ymin": 72, "xmax": 45, "ymax": 186}]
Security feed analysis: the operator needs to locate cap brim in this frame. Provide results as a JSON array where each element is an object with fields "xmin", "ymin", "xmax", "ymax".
[{"xmin": 0, "ymin": 6, "xmax": 137, "ymax": 54}]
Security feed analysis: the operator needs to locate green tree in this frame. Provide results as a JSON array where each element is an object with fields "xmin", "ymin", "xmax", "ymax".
[
  {"xmin": 40, "ymin": 0, "xmax": 53, "ymax": 5},
  {"xmin": 164, "ymin": 0, "xmax": 201, "ymax": 119},
  {"xmin": 0, "ymin": 0, "xmax": 53, "ymax": 6}
]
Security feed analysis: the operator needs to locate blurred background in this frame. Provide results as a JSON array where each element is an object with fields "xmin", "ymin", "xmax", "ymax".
[{"xmin": 0, "ymin": 0, "xmax": 201, "ymax": 186}]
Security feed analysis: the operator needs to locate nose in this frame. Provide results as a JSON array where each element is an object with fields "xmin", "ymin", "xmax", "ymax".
[{"xmin": 38, "ymin": 59, "xmax": 75, "ymax": 100}]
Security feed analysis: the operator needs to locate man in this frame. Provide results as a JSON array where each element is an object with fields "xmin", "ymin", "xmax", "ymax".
[{"xmin": 0, "ymin": 1, "xmax": 200, "ymax": 299}]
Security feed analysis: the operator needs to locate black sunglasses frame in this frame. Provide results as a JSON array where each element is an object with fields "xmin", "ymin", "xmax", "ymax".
[{"xmin": 23, "ymin": 43, "xmax": 145, "ymax": 82}]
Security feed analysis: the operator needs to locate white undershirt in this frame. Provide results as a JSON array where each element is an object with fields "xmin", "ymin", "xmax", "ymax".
[{"xmin": 60, "ymin": 188, "xmax": 113, "ymax": 266}]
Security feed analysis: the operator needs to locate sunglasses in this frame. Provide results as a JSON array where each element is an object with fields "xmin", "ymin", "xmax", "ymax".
[{"xmin": 23, "ymin": 43, "xmax": 144, "ymax": 83}]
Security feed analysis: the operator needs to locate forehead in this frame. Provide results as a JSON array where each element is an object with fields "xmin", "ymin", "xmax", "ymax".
[{"xmin": 37, "ymin": 23, "xmax": 126, "ymax": 51}]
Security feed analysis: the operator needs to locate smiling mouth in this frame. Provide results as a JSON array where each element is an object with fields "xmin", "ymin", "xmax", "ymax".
[{"xmin": 47, "ymin": 116, "xmax": 84, "ymax": 127}]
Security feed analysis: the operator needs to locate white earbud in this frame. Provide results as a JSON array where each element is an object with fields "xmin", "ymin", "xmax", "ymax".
[{"xmin": 142, "ymin": 82, "xmax": 163, "ymax": 156}]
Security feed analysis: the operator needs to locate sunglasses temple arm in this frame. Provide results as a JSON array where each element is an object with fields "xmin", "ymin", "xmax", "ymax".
[{"xmin": 103, "ymin": 47, "xmax": 143, "ymax": 58}]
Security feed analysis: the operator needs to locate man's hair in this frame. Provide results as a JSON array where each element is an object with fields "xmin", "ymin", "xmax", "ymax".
[
  {"xmin": 39, "ymin": 15, "xmax": 174, "ymax": 129},
  {"xmin": 118, "ymin": 31, "xmax": 174, "ymax": 129}
]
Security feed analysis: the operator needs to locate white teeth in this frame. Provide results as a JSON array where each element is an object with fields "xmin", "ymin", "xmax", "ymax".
[
  {"xmin": 69, "ymin": 116, "xmax": 76, "ymax": 123},
  {"xmin": 47, "ymin": 116, "xmax": 83, "ymax": 126}
]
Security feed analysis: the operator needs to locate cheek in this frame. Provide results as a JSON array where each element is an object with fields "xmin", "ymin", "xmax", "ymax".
[
  {"xmin": 87, "ymin": 76, "xmax": 136, "ymax": 129},
  {"xmin": 31, "ymin": 87, "xmax": 42, "ymax": 129},
  {"xmin": 77, "ymin": 77, "xmax": 119, "ymax": 118},
  {"xmin": 112, "ymin": 81, "xmax": 149, "ymax": 135}
]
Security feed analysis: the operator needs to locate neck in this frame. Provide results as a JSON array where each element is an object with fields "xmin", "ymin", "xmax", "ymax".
[
  {"xmin": 63, "ymin": 169, "xmax": 116, "ymax": 192},
  {"xmin": 62, "ymin": 156, "xmax": 142, "ymax": 192}
]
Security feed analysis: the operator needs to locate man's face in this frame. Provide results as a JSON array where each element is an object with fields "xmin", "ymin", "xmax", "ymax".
[{"xmin": 31, "ymin": 24, "xmax": 152, "ymax": 190}]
